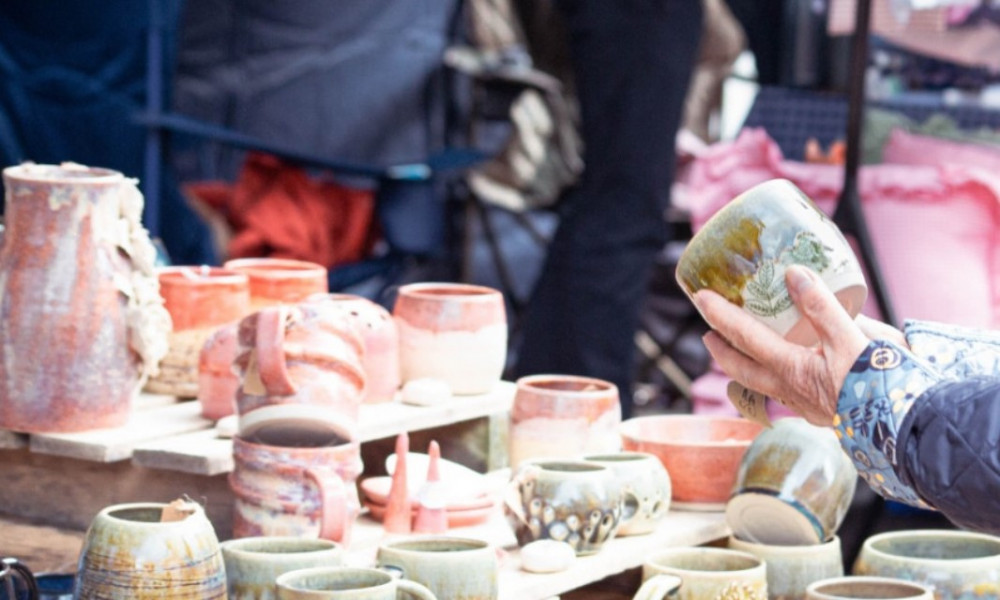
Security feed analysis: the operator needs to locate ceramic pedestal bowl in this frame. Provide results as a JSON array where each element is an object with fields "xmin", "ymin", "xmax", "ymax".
[
  {"xmin": 620, "ymin": 415, "xmax": 763, "ymax": 511},
  {"xmin": 853, "ymin": 530, "xmax": 1000, "ymax": 600}
]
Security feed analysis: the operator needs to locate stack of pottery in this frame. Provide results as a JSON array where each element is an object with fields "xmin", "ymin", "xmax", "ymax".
[
  {"xmin": 725, "ymin": 418, "xmax": 858, "ymax": 599},
  {"xmin": 0, "ymin": 163, "xmax": 170, "ymax": 433}
]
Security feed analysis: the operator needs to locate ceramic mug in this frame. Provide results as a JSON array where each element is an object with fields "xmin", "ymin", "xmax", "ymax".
[
  {"xmin": 375, "ymin": 536, "xmax": 498, "ymax": 600},
  {"xmin": 853, "ymin": 530, "xmax": 1000, "ymax": 600},
  {"xmin": 275, "ymin": 567, "xmax": 436, "ymax": 600},
  {"xmin": 503, "ymin": 459, "xmax": 624, "ymax": 555},
  {"xmin": 0, "ymin": 558, "xmax": 37, "ymax": 600},
  {"xmin": 642, "ymin": 547, "xmax": 767, "ymax": 600},
  {"xmin": 727, "ymin": 417, "xmax": 857, "ymax": 546},
  {"xmin": 729, "ymin": 535, "xmax": 844, "ymax": 600},
  {"xmin": 675, "ymin": 178, "xmax": 867, "ymax": 346},
  {"xmin": 583, "ymin": 452, "xmax": 671, "ymax": 536},
  {"xmin": 806, "ymin": 577, "xmax": 933, "ymax": 600},
  {"xmin": 221, "ymin": 537, "xmax": 344, "ymax": 600}
]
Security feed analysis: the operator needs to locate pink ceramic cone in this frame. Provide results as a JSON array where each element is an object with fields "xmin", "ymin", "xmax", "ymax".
[
  {"xmin": 413, "ymin": 440, "xmax": 448, "ymax": 534},
  {"xmin": 384, "ymin": 432, "xmax": 412, "ymax": 534}
]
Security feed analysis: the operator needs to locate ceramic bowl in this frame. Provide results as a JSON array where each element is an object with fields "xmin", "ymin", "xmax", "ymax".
[
  {"xmin": 675, "ymin": 178, "xmax": 867, "ymax": 346},
  {"xmin": 582, "ymin": 451, "xmax": 671, "ymax": 536},
  {"xmin": 641, "ymin": 547, "xmax": 768, "ymax": 600},
  {"xmin": 853, "ymin": 530, "xmax": 1000, "ymax": 600},
  {"xmin": 730, "ymin": 535, "xmax": 844, "ymax": 600},
  {"xmin": 807, "ymin": 576, "xmax": 934, "ymax": 600},
  {"xmin": 620, "ymin": 415, "xmax": 763, "ymax": 510},
  {"xmin": 727, "ymin": 417, "xmax": 857, "ymax": 546}
]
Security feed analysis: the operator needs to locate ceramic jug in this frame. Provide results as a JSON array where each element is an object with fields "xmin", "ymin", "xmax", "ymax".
[{"xmin": 0, "ymin": 163, "xmax": 170, "ymax": 433}]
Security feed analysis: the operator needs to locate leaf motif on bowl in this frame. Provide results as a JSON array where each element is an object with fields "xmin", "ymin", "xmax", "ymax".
[{"xmin": 742, "ymin": 231, "xmax": 833, "ymax": 319}]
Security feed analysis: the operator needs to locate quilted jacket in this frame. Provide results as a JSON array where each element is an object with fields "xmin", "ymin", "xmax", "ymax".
[{"xmin": 835, "ymin": 320, "xmax": 1000, "ymax": 534}]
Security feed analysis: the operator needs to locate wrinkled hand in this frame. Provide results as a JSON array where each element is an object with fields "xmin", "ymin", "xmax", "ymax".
[
  {"xmin": 855, "ymin": 314, "xmax": 907, "ymax": 349},
  {"xmin": 695, "ymin": 265, "xmax": 869, "ymax": 426}
]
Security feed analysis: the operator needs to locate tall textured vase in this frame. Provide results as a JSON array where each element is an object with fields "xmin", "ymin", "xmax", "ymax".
[{"xmin": 0, "ymin": 163, "xmax": 170, "ymax": 433}]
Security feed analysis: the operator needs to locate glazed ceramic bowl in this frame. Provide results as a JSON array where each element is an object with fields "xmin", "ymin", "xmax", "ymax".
[
  {"xmin": 641, "ymin": 547, "xmax": 768, "ymax": 600},
  {"xmin": 853, "ymin": 530, "xmax": 1000, "ymax": 600},
  {"xmin": 620, "ymin": 415, "xmax": 763, "ymax": 510},
  {"xmin": 583, "ymin": 451, "xmax": 671, "ymax": 536},
  {"xmin": 730, "ymin": 535, "xmax": 844, "ymax": 600},
  {"xmin": 727, "ymin": 417, "xmax": 857, "ymax": 546},
  {"xmin": 221, "ymin": 537, "xmax": 344, "ymax": 600},
  {"xmin": 807, "ymin": 577, "xmax": 934, "ymax": 600},
  {"xmin": 676, "ymin": 178, "xmax": 867, "ymax": 346}
]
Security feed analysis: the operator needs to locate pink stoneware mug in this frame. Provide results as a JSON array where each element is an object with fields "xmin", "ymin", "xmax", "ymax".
[
  {"xmin": 224, "ymin": 257, "xmax": 328, "ymax": 311},
  {"xmin": 393, "ymin": 282, "xmax": 507, "ymax": 396}
]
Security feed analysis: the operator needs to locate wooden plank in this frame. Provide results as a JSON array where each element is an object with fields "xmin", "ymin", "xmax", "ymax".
[
  {"xmin": 29, "ymin": 401, "xmax": 212, "ymax": 463},
  {"xmin": 0, "ymin": 429, "xmax": 28, "ymax": 449},
  {"xmin": 131, "ymin": 428, "xmax": 234, "ymax": 475}
]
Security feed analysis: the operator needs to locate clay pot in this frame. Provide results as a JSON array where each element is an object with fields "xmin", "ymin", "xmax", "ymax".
[
  {"xmin": 509, "ymin": 374, "xmax": 622, "ymax": 470},
  {"xmin": 620, "ymin": 415, "xmax": 763, "ymax": 510},
  {"xmin": 853, "ymin": 530, "xmax": 1000, "ymax": 600},
  {"xmin": 74, "ymin": 502, "xmax": 227, "ymax": 599},
  {"xmin": 393, "ymin": 282, "xmax": 507, "ymax": 395},
  {"xmin": 224, "ymin": 258, "xmax": 328, "ymax": 311},
  {"xmin": 198, "ymin": 323, "xmax": 241, "ymax": 420},
  {"xmin": 305, "ymin": 294, "xmax": 400, "ymax": 403},
  {"xmin": 0, "ymin": 163, "xmax": 170, "ymax": 432},
  {"xmin": 230, "ymin": 434, "xmax": 363, "ymax": 544},
  {"xmin": 147, "ymin": 266, "xmax": 249, "ymax": 397}
]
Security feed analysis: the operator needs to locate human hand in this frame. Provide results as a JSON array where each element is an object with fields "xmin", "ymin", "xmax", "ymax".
[
  {"xmin": 855, "ymin": 314, "xmax": 908, "ymax": 349},
  {"xmin": 694, "ymin": 265, "xmax": 869, "ymax": 426}
]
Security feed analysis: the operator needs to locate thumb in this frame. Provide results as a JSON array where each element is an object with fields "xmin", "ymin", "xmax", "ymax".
[{"xmin": 784, "ymin": 265, "xmax": 863, "ymax": 352}]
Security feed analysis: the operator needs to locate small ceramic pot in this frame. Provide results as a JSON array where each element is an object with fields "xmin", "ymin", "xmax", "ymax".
[
  {"xmin": 620, "ymin": 415, "xmax": 763, "ymax": 510},
  {"xmin": 730, "ymin": 535, "xmax": 844, "ymax": 600},
  {"xmin": 853, "ymin": 530, "xmax": 1000, "ymax": 600},
  {"xmin": 503, "ymin": 459, "xmax": 623, "ymax": 555},
  {"xmin": 275, "ymin": 567, "xmax": 436, "ymax": 600},
  {"xmin": 676, "ymin": 178, "xmax": 867, "ymax": 346},
  {"xmin": 230, "ymin": 434, "xmax": 363, "ymax": 544},
  {"xmin": 583, "ymin": 452, "xmax": 671, "ymax": 536},
  {"xmin": 220, "ymin": 537, "xmax": 344, "ymax": 600},
  {"xmin": 198, "ymin": 323, "xmax": 240, "ymax": 420},
  {"xmin": 728, "ymin": 417, "xmax": 857, "ymax": 545},
  {"xmin": 375, "ymin": 537, "xmax": 499, "ymax": 600},
  {"xmin": 641, "ymin": 547, "xmax": 768, "ymax": 600},
  {"xmin": 74, "ymin": 502, "xmax": 227, "ymax": 599},
  {"xmin": 305, "ymin": 294, "xmax": 400, "ymax": 403},
  {"xmin": 392, "ymin": 282, "xmax": 507, "ymax": 396},
  {"xmin": 509, "ymin": 374, "xmax": 622, "ymax": 470},
  {"xmin": 224, "ymin": 258, "xmax": 328, "ymax": 311},
  {"xmin": 806, "ymin": 577, "xmax": 933, "ymax": 600}
]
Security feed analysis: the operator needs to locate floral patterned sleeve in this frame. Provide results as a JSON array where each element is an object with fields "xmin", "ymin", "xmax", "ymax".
[
  {"xmin": 834, "ymin": 340, "xmax": 946, "ymax": 509},
  {"xmin": 903, "ymin": 319, "xmax": 1000, "ymax": 378}
]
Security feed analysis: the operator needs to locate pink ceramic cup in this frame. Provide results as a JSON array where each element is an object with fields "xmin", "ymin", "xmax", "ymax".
[{"xmin": 224, "ymin": 257, "xmax": 328, "ymax": 310}]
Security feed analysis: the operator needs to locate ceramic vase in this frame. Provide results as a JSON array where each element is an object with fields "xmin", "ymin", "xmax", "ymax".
[
  {"xmin": 0, "ymin": 163, "xmax": 170, "ymax": 433},
  {"xmin": 510, "ymin": 374, "xmax": 622, "ymax": 470},
  {"xmin": 305, "ymin": 294, "xmax": 400, "ymax": 403},
  {"xmin": 229, "ymin": 434, "xmax": 363, "ymax": 544},
  {"xmin": 74, "ymin": 502, "xmax": 227, "ymax": 599},
  {"xmin": 224, "ymin": 258, "xmax": 328, "ymax": 311},
  {"xmin": 393, "ymin": 282, "xmax": 507, "ymax": 395},
  {"xmin": 147, "ymin": 266, "xmax": 249, "ymax": 397}
]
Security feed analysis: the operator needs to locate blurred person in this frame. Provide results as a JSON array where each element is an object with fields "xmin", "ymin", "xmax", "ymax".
[{"xmin": 682, "ymin": 0, "xmax": 746, "ymax": 142}]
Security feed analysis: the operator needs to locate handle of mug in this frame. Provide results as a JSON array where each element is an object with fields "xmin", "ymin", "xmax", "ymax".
[
  {"xmin": 632, "ymin": 574, "xmax": 682, "ymax": 600},
  {"xmin": 304, "ymin": 468, "xmax": 349, "ymax": 544},
  {"xmin": 395, "ymin": 579, "xmax": 438, "ymax": 600},
  {"xmin": 2, "ymin": 558, "xmax": 39, "ymax": 600},
  {"xmin": 255, "ymin": 306, "xmax": 297, "ymax": 396}
]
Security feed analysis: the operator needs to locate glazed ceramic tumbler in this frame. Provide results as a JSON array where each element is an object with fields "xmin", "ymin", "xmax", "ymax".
[
  {"xmin": 730, "ymin": 535, "xmax": 844, "ymax": 600},
  {"xmin": 853, "ymin": 530, "xmax": 1000, "ymax": 600},
  {"xmin": 509, "ymin": 374, "xmax": 622, "ymax": 470},
  {"xmin": 806, "ymin": 577, "xmax": 933, "ymax": 600},
  {"xmin": 640, "ymin": 547, "xmax": 767, "ymax": 600},
  {"xmin": 728, "ymin": 417, "xmax": 857, "ymax": 546},
  {"xmin": 676, "ymin": 178, "xmax": 867, "ymax": 346},
  {"xmin": 583, "ymin": 452, "xmax": 671, "ymax": 536},
  {"xmin": 74, "ymin": 502, "xmax": 227, "ymax": 600},
  {"xmin": 503, "ymin": 459, "xmax": 623, "ymax": 555},
  {"xmin": 221, "ymin": 537, "xmax": 344, "ymax": 600},
  {"xmin": 275, "ymin": 567, "xmax": 436, "ymax": 600},
  {"xmin": 376, "ymin": 537, "xmax": 499, "ymax": 600},
  {"xmin": 393, "ymin": 282, "xmax": 507, "ymax": 395}
]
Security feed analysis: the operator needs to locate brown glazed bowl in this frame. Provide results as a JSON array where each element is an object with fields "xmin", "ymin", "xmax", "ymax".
[{"xmin": 620, "ymin": 415, "xmax": 763, "ymax": 511}]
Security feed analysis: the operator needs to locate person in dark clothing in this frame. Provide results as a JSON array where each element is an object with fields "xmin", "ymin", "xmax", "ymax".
[
  {"xmin": 696, "ymin": 263, "xmax": 1000, "ymax": 535},
  {"xmin": 514, "ymin": 0, "xmax": 704, "ymax": 419}
]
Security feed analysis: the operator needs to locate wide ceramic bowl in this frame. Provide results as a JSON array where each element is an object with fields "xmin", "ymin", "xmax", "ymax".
[
  {"xmin": 727, "ymin": 417, "xmax": 857, "ymax": 546},
  {"xmin": 807, "ymin": 576, "xmax": 934, "ymax": 600},
  {"xmin": 853, "ymin": 530, "xmax": 1000, "ymax": 600},
  {"xmin": 620, "ymin": 415, "xmax": 763, "ymax": 511},
  {"xmin": 676, "ymin": 178, "xmax": 867, "ymax": 346}
]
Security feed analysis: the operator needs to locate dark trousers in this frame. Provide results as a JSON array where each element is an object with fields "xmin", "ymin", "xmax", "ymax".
[{"xmin": 514, "ymin": 0, "xmax": 703, "ymax": 418}]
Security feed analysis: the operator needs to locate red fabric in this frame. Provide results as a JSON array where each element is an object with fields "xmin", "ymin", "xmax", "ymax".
[{"xmin": 186, "ymin": 153, "xmax": 378, "ymax": 267}]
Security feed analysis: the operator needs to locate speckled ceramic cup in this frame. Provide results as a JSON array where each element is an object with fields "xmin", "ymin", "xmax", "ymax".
[
  {"xmin": 375, "ymin": 537, "xmax": 498, "ymax": 600},
  {"xmin": 276, "ymin": 567, "xmax": 436, "ymax": 600},
  {"xmin": 221, "ymin": 537, "xmax": 344, "ymax": 600},
  {"xmin": 676, "ymin": 178, "xmax": 867, "ymax": 346},
  {"xmin": 730, "ymin": 535, "xmax": 844, "ymax": 600},
  {"xmin": 641, "ymin": 547, "xmax": 767, "ymax": 600}
]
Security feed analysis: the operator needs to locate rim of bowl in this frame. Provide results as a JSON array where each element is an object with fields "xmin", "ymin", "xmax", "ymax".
[
  {"xmin": 861, "ymin": 529, "xmax": 1000, "ymax": 566},
  {"xmin": 583, "ymin": 451, "xmax": 658, "ymax": 463},
  {"xmin": 620, "ymin": 415, "xmax": 761, "ymax": 448},
  {"xmin": 397, "ymin": 282, "xmax": 501, "ymax": 300},
  {"xmin": 516, "ymin": 374, "xmax": 618, "ymax": 396},
  {"xmin": 647, "ymin": 547, "xmax": 764, "ymax": 575},
  {"xmin": 3, "ymin": 163, "xmax": 123, "ymax": 183},
  {"xmin": 99, "ymin": 501, "xmax": 204, "ymax": 527},
  {"xmin": 221, "ymin": 536, "xmax": 341, "ymax": 555},
  {"xmin": 157, "ymin": 266, "xmax": 248, "ymax": 286},
  {"xmin": 380, "ymin": 536, "xmax": 490, "ymax": 553},
  {"xmin": 224, "ymin": 257, "xmax": 327, "ymax": 276},
  {"xmin": 276, "ymin": 566, "xmax": 391, "ymax": 590},
  {"xmin": 806, "ymin": 576, "xmax": 932, "ymax": 598},
  {"xmin": 729, "ymin": 534, "xmax": 841, "ymax": 555}
]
